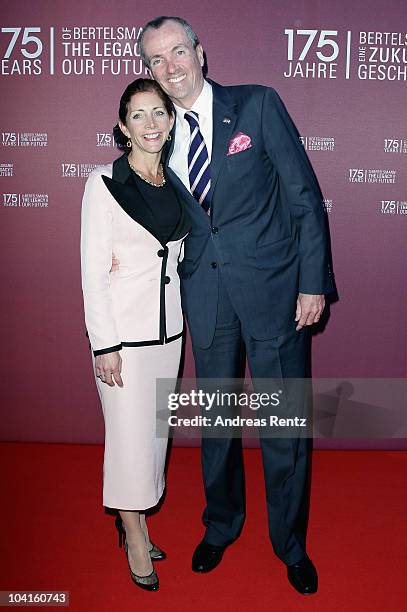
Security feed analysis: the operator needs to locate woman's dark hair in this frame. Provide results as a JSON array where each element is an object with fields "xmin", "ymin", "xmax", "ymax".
[{"xmin": 113, "ymin": 78, "xmax": 174, "ymax": 151}]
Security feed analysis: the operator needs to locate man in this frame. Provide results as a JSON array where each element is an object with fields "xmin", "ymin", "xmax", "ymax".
[{"xmin": 140, "ymin": 16, "xmax": 335, "ymax": 594}]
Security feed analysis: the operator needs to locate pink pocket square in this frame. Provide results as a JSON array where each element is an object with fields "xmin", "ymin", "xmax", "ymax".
[{"xmin": 227, "ymin": 132, "xmax": 252, "ymax": 155}]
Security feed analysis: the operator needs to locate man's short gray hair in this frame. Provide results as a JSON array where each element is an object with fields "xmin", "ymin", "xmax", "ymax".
[{"xmin": 139, "ymin": 16, "xmax": 200, "ymax": 68}]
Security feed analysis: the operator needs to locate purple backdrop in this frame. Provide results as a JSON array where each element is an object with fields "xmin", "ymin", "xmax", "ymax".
[{"xmin": 1, "ymin": 0, "xmax": 406, "ymax": 447}]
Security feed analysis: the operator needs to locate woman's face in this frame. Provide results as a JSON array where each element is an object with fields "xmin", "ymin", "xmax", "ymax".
[{"xmin": 119, "ymin": 90, "xmax": 174, "ymax": 156}]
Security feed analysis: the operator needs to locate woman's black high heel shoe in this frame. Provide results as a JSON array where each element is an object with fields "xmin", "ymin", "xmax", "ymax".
[
  {"xmin": 124, "ymin": 542, "xmax": 159, "ymax": 591},
  {"xmin": 114, "ymin": 516, "xmax": 159, "ymax": 591},
  {"xmin": 115, "ymin": 516, "xmax": 167, "ymax": 560}
]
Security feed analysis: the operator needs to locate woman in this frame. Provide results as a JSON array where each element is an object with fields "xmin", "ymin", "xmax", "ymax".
[{"xmin": 81, "ymin": 79, "xmax": 189, "ymax": 591}]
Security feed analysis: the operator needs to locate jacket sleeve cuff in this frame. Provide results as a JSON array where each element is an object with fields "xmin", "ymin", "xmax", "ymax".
[
  {"xmin": 93, "ymin": 344, "xmax": 123, "ymax": 357},
  {"xmin": 298, "ymin": 279, "xmax": 336, "ymax": 295}
]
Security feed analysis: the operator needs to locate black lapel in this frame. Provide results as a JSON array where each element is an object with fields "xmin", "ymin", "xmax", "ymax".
[
  {"xmin": 103, "ymin": 153, "xmax": 190, "ymax": 245},
  {"xmin": 162, "ymin": 122, "xmax": 176, "ymax": 165},
  {"xmin": 207, "ymin": 80, "xmax": 237, "ymax": 196},
  {"xmin": 102, "ymin": 154, "xmax": 163, "ymax": 245},
  {"xmin": 112, "ymin": 152, "xmax": 132, "ymax": 183}
]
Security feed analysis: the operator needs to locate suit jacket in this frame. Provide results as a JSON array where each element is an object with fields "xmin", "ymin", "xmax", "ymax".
[
  {"xmin": 165, "ymin": 80, "xmax": 335, "ymax": 349},
  {"xmin": 81, "ymin": 154, "xmax": 190, "ymax": 356}
]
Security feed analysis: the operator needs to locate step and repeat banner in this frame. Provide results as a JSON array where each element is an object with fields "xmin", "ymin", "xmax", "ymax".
[{"xmin": 1, "ymin": 0, "xmax": 406, "ymax": 447}]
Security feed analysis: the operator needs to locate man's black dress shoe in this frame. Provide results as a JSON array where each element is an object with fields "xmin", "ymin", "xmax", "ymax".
[
  {"xmin": 287, "ymin": 556, "xmax": 318, "ymax": 594},
  {"xmin": 192, "ymin": 539, "xmax": 226, "ymax": 573}
]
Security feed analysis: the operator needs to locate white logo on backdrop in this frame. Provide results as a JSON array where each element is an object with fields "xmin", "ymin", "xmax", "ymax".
[
  {"xmin": 96, "ymin": 133, "xmax": 114, "ymax": 147},
  {"xmin": 61, "ymin": 163, "xmax": 98, "ymax": 178},
  {"xmin": 0, "ymin": 26, "xmax": 150, "ymax": 76},
  {"xmin": 384, "ymin": 138, "xmax": 407, "ymax": 154},
  {"xmin": 2, "ymin": 193, "xmax": 48, "ymax": 207},
  {"xmin": 323, "ymin": 199, "xmax": 333, "ymax": 214},
  {"xmin": 380, "ymin": 200, "xmax": 407, "ymax": 215},
  {"xmin": 0, "ymin": 163, "xmax": 13, "ymax": 176},
  {"xmin": 284, "ymin": 29, "xmax": 407, "ymax": 81},
  {"xmin": 1, "ymin": 132, "xmax": 47, "ymax": 147},
  {"xmin": 348, "ymin": 169, "xmax": 397, "ymax": 184},
  {"xmin": 300, "ymin": 136, "xmax": 335, "ymax": 151}
]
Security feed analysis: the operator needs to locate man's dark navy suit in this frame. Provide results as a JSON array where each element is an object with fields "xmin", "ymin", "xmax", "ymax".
[{"xmin": 165, "ymin": 80, "xmax": 334, "ymax": 565}]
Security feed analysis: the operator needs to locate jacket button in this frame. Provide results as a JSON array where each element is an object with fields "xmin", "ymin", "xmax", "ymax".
[
  {"xmin": 157, "ymin": 249, "xmax": 165, "ymax": 257},
  {"xmin": 164, "ymin": 276, "xmax": 171, "ymax": 284},
  {"xmin": 211, "ymin": 262, "xmax": 217, "ymax": 269},
  {"xmin": 211, "ymin": 226, "xmax": 219, "ymax": 234}
]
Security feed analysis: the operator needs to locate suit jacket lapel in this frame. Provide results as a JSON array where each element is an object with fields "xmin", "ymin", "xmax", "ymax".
[
  {"xmin": 103, "ymin": 153, "xmax": 190, "ymax": 245},
  {"xmin": 102, "ymin": 154, "xmax": 164, "ymax": 245},
  {"xmin": 166, "ymin": 189, "xmax": 191, "ymax": 243},
  {"xmin": 208, "ymin": 80, "xmax": 237, "ymax": 197},
  {"xmin": 162, "ymin": 122, "xmax": 175, "ymax": 165}
]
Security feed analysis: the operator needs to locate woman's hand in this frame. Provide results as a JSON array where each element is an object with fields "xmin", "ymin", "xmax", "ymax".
[{"xmin": 95, "ymin": 351, "xmax": 124, "ymax": 387}]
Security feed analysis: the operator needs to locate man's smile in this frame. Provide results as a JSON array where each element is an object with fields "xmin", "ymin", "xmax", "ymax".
[{"xmin": 168, "ymin": 74, "xmax": 187, "ymax": 83}]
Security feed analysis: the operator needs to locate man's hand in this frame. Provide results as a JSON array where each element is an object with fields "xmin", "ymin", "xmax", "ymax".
[
  {"xmin": 295, "ymin": 293, "xmax": 325, "ymax": 331},
  {"xmin": 110, "ymin": 252, "xmax": 120, "ymax": 273},
  {"xmin": 95, "ymin": 351, "xmax": 123, "ymax": 387}
]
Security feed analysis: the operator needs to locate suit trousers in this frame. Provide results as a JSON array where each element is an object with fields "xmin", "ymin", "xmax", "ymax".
[{"xmin": 191, "ymin": 271, "xmax": 312, "ymax": 565}]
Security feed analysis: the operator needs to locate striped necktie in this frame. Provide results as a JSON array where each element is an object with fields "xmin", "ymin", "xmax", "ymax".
[{"xmin": 184, "ymin": 111, "xmax": 211, "ymax": 213}]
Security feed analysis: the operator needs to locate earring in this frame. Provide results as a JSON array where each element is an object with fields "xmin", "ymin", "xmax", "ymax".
[
  {"xmin": 126, "ymin": 139, "xmax": 132, "ymax": 148},
  {"xmin": 167, "ymin": 135, "xmax": 172, "ymax": 141}
]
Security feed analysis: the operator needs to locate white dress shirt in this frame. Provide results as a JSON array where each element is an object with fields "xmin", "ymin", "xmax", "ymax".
[{"xmin": 169, "ymin": 79, "xmax": 213, "ymax": 192}]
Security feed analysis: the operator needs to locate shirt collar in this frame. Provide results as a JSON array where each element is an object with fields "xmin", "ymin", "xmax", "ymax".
[{"xmin": 173, "ymin": 80, "xmax": 213, "ymax": 123}]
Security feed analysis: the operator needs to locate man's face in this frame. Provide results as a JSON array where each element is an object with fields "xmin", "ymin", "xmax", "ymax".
[{"xmin": 142, "ymin": 20, "xmax": 205, "ymax": 109}]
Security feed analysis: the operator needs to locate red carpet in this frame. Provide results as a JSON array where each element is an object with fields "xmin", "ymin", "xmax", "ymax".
[{"xmin": 1, "ymin": 444, "xmax": 406, "ymax": 611}]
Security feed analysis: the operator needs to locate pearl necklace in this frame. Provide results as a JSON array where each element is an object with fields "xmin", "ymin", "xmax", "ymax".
[{"xmin": 128, "ymin": 159, "xmax": 166, "ymax": 188}]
